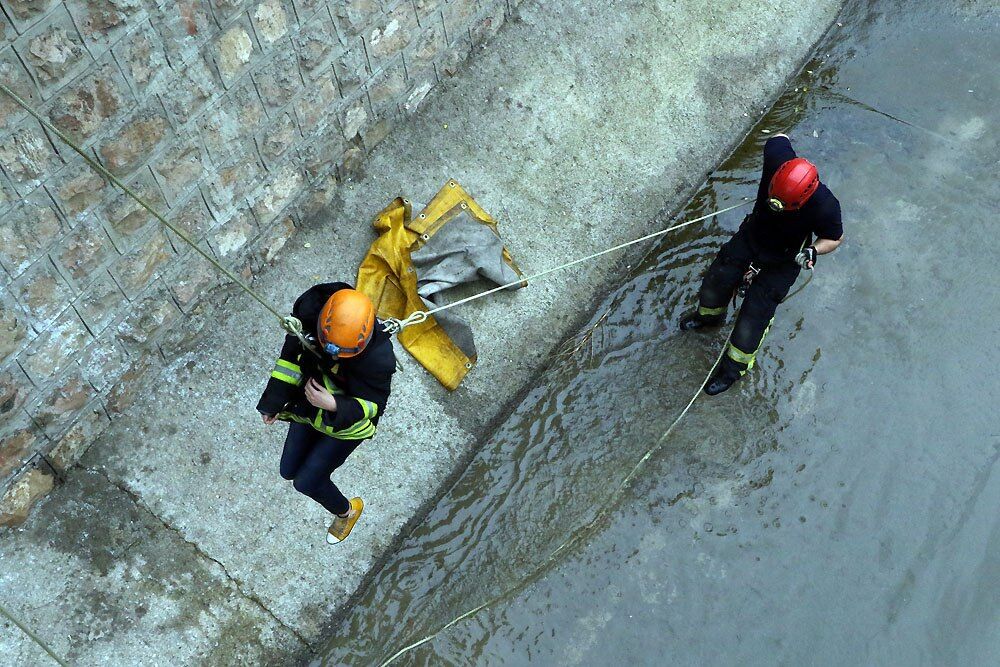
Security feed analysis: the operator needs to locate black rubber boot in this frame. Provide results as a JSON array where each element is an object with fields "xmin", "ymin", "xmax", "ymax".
[
  {"xmin": 704, "ymin": 356, "xmax": 743, "ymax": 396},
  {"xmin": 679, "ymin": 310, "xmax": 724, "ymax": 332}
]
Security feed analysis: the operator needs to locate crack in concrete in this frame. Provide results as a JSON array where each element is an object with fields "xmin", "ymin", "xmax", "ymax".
[{"xmin": 83, "ymin": 466, "xmax": 313, "ymax": 650}]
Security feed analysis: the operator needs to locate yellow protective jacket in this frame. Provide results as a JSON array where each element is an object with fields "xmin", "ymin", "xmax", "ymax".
[{"xmin": 356, "ymin": 181, "xmax": 524, "ymax": 390}]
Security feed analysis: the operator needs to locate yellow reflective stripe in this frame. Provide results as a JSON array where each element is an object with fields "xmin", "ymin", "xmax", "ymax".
[
  {"xmin": 271, "ymin": 358, "xmax": 303, "ymax": 385},
  {"xmin": 334, "ymin": 419, "xmax": 373, "ymax": 438},
  {"xmin": 334, "ymin": 422, "xmax": 375, "ymax": 440},
  {"xmin": 275, "ymin": 410, "xmax": 373, "ymax": 440},
  {"xmin": 725, "ymin": 317, "xmax": 774, "ymax": 371},
  {"xmin": 277, "ymin": 412, "xmax": 309, "ymax": 426},
  {"xmin": 726, "ymin": 343, "xmax": 755, "ymax": 366},
  {"xmin": 699, "ymin": 304, "xmax": 726, "ymax": 316},
  {"xmin": 285, "ymin": 414, "xmax": 375, "ymax": 440},
  {"xmin": 312, "ymin": 404, "xmax": 375, "ymax": 439},
  {"xmin": 354, "ymin": 398, "xmax": 378, "ymax": 420},
  {"xmin": 271, "ymin": 370, "xmax": 301, "ymax": 385},
  {"xmin": 275, "ymin": 359, "xmax": 301, "ymax": 372}
]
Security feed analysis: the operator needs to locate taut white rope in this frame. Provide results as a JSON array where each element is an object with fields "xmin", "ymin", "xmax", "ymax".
[{"xmin": 381, "ymin": 201, "xmax": 752, "ymax": 333}]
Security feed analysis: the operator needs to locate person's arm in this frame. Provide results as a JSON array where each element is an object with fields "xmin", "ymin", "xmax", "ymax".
[
  {"xmin": 256, "ymin": 333, "xmax": 305, "ymax": 419},
  {"xmin": 797, "ymin": 196, "xmax": 844, "ymax": 269},
  {"xmin": 762, "ymin": 134, "xmax": 795, "ymax": 172},
  {"xmin": 304, "ymin": 344, "xmax": 395, "ymax": 436},
  {"xmin": 814, "ymin": 237, "xmax": 843, "ymax": 255},
  {"xmin": 797, "ymin": 235, "xmax": 843, "ymax": 269}
]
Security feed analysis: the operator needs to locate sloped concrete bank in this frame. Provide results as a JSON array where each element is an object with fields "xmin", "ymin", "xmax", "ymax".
[{"xmin": 1, "ymin": 0, "xmax": 842, "ymax": 664}]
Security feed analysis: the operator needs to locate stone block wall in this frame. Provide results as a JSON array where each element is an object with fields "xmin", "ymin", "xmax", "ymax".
[{"xmin": 0, "ymin": 0, "xmax": 521, "ymax": 524}]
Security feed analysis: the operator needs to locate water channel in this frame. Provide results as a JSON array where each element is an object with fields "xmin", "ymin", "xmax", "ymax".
[{"xmin": 317, "ymin": 1, "xmax": 1000, "ymax": 664}]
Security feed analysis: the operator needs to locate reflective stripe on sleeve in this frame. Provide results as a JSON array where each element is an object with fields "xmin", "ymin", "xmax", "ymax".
[
  {"xmin": 271, "ymin": 358, "xmax": 304, "ymax": 386},
  {"xmin": 313, "ymin": 408, "xmax": 376, "ymax": 441},
  {"xmin": 354, "ymin": 397, "xmax": 378, "ymax": 420}
]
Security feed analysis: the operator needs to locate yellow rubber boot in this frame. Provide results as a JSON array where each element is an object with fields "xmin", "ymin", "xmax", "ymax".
[{"xmin": 327, "ymin": 497, "xmax": 364, "ymax": 544}]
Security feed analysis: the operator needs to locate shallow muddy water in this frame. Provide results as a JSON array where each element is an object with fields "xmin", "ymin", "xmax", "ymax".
[{"xmin": 316, "ymin": 1, "xmax": 1000, "ymax": 664}]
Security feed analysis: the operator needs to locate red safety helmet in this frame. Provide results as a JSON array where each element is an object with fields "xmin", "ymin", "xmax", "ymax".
[{"xmin": 767, "ymin": 157, "xmax": 819, "ymax": 212}]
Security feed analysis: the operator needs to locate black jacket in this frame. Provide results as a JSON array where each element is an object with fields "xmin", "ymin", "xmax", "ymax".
[{"xmin": 256, "ymin": 283, "xmax": 396, "ymax": 436}]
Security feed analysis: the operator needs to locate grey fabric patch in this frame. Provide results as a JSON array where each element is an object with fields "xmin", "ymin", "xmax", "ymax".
[{"xmin": 410, "ymin": 209, "xmax": 521, "ymax": 359}]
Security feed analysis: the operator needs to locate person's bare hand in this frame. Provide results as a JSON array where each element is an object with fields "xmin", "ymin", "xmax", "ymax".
[
  {"xmin": 304, "ymin": 377, "xmax": 338, "ymax": 412},
  {"xmin": 261, "ymin": 413, "xmax": 277, "ymax": 425}
]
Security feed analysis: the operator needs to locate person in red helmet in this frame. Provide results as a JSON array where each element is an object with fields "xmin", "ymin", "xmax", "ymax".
[{"xmin": 679, "ymin": 134, "xmax": 843, "ymax": 395}]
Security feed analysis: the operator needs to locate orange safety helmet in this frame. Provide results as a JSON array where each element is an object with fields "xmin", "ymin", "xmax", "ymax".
[
  {"xmin": 317, "ymin": 289, "xmax": 375, "ymax": 358},
  {"xmin": 767, "ymin": 157, "xmax": 819, "ymax": 212}
]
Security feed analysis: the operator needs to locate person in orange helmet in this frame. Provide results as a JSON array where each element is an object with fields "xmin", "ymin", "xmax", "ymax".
[
  {"xmin": 679, "ymin": 134, "xmax": 844, "ymax": 395},
  {"xmin": 257, "ymin": 283, "xmax": 396, "ymax": 544}
]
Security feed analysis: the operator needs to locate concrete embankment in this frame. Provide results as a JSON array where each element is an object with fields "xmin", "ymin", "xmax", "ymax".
[{"xmin": 0, "ymin": 0, "xmax": 841, "ymax": 663}]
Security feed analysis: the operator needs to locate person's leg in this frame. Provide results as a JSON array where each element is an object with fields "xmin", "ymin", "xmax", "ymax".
[
  {"xmin": 706, "ymin": 262, "xmax": 799, "ymax": 394},
  {"xmin": 727, "ymin": 263, "xmax": 799, "ymax": 369},
  {"xmin": 279, "ymin": 422, "xmax": 319, "ymax": 481},
  {"xmin": 290, "ymin": 437, "xmax": 363, "ymax": 516},
  {"xmin": 681, "ymin": 231, "xmax": 753, "ymax": 329}
]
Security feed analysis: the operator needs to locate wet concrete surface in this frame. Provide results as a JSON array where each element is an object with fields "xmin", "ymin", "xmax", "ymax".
[
  {"xmin": 315, "ymin": 1, "xmax": 1000, "ymax": 664},
  {"xmin": 0, "ymin": 0, "xmax": 842, "ymax": 663},
  {"xmin": 0, "ymin": 470, "xmax": 300, "ymax": 665}
]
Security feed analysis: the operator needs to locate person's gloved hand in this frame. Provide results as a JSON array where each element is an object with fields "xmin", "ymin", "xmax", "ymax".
[{"xmin": 795, "ymin": 245, "xmax": 817, "ymax": 270}]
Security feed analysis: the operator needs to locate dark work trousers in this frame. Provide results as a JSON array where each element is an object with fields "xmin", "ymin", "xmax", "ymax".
[
  {"xmin": 280, "ymin": 422, "xmax": 362, "ymax": 515},
  {"xmin": 697, "ymin": 229, "xmax": 800, "ymax": 373}
]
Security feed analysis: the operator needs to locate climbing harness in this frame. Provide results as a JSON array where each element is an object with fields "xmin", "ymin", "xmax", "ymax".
[
  {"xmin": 377, "ymin": 266, "xmax": 814, "ymax": 666},
  {"xmin": 733, "ymin": 237, "xmax": 815, "ymax": 308},
  {"xmin": 0, "ymin": 601, "xmax": 68, "ymax": 667},
  {"xmin": 736, "ymin": 262, "xmax": 761, "ymax": 301}
]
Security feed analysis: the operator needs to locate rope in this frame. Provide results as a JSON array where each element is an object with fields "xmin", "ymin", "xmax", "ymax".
[
  {"xmin": 0, "ymin": 601, "xmax": 69, "ymax": 666},
  {"xmin": 381, "ymin": 201, "xmax": 752, "ymax": 333},
  {"xmin": 377, "ymin": 325, "xmax": 735, "ymax": 666},
  {"xmin": 783, "ymin": 269, "xmax": 813, "ymax": 302},
  {"xmin": 379, "ymin": 259, "xmax": 815, "ymax": 665},
  {"xmin": 1, "ymin": 83, "xmax": 752, "ymax": 345},
  {"xmin": 0, "ymin": 84, "xmax": 313, "ymax": 347}
]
